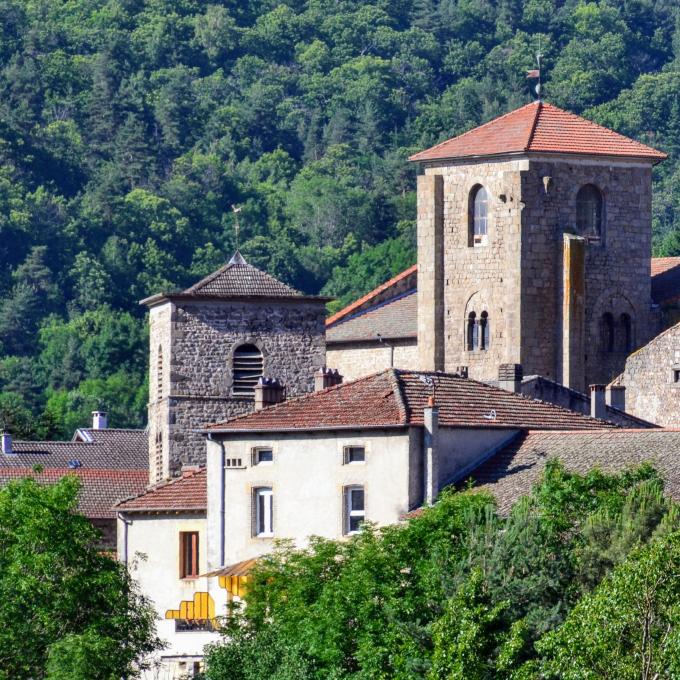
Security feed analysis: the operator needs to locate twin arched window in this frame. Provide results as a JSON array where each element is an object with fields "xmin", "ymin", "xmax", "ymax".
[
  {"xmin": 576, "ymin": 184, "xmax": 603, "ymax": 239},
  {"xmin": 232, "ymin": 344, "xmax": 264, "ymax": 397},
  {"xmin": 469, "ymin": 185, "xmax": 488, "ymax": 246},
  {"xmin": 466, "ymin": 311, "xmax": 490, "ymax": 351},
  {"xmin": 601, "ymin": 313, "xmax": 634, "ymax": 353}
]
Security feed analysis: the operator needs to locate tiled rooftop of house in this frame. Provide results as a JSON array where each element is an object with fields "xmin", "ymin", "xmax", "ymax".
[
  {"xmin": 116, "ymin": 468, "xmax": 206, "ymax": 513},
  {"xmin": 651, "ymin": 256, "xmax": 680, "ymax": 305},
  {"xmin": 470, "ymin": 429, "xmax": 680, "ymax": 513},
  {"xmin": 207, "ymin": 369, "xmax": 616, "ymax": 433},
  {"xmin": 409, "ymin": 101, "xmax": 667, "ymax": 163},
  {"xmin": 0, "ymin": 467, "xmax": 148, "ymax": 518}
]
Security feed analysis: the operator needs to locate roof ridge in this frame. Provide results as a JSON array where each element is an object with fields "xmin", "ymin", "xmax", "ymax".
[
  {"xmin": 525, "ymin": 99, "xmax": 542, "ymax": 151},
  {"xmin": 183, "ymin": 261, "xmax": 235, "ymax": 294},
  {"xmin": 389, "ymin": 369, "xmax": 410, "ymax": 424},
  {"xmin": 331, "ymin": 288, "xmax": 417, "ymax": 327},
  {"xmin": 409, "ymin": 101, "xmax": 539, "ymax": 161},
  {"xmin": 326, "ymin": 264, "xmax": 418, "ymax": 327}
]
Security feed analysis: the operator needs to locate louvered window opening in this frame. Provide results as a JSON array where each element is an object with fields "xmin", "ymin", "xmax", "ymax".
[{"xmin": 232, "ymin": 344, "xmax": 263, "ymax": 397}]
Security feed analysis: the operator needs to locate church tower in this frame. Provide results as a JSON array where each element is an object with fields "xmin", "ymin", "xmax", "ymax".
[
  {"xmin": 411, "ymin": 101, "xmax": 666, "ymax": 392},
  {"xmin": 142, "ymin": 253, "xmax": 327, "ymax": 483}
]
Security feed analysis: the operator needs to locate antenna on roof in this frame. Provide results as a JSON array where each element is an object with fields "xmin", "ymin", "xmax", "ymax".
[
  {"xmin": 231, "ymin": 204, "xmax": 242, "ymax": 251},
  {"xmin": 526, "ymin": 38, "xmax": 543, "ymax": 101}
]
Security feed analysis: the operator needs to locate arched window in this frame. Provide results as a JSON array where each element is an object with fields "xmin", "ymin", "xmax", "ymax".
[
  {"xmin": 480, "ymin": 311, "xmax": 490, "ymax": 351},
  {"xmin": 620, "ymin": 313, "xmax": 633, "ymax": 352},
  {"xmin": 601, "ymin": 313, "xmax": 614, "ymax": 353},
  {"xmin": 466, "ymin": 312, "xmax": 477, "ymax": 351},
  {"xmin": 469, "ymin": 186, "xmax": 488, "ymax": 246},
  {"xmin": 232, "ymin": 344, "xmax": 264, "ymax": 397},
  {"xmin": 576, "ymin": 184, "xmax": 603, "ymax": 239}
]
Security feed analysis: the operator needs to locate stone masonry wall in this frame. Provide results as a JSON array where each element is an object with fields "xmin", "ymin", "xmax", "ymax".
[
  {"xmin": 619, "ymin": 322, "xmax": 680, "ymax": 426},
  {"xmin": 326, "ymin": 340, "xmax": 418, "ymax": 381},
  {"xmin": 149, "ymin": 297, "xmax": 326, "ymax": 479}
]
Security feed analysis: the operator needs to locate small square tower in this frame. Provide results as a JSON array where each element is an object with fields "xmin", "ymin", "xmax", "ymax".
[
  {"xmin": 411, "ymin": 101, "xmax": 666, "ymax": 392},
  {"xmin": 142, "ymin": 252, "xmax": 328, "ymax": 483}
]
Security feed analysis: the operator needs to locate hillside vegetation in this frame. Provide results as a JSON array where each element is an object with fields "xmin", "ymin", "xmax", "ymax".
[{"xmin": 1, "ymin": 0, "xmax": 680, "ymax": 435}]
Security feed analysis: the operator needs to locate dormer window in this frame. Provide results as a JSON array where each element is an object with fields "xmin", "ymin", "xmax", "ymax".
[
  {"xmin": 232, "ymin": 344, "xmax": 263, "ymax": 398},
  {"xmin": 576, "ymin": 184, "xmax": 603, "ymax": 240},
  {"xmin": 469, "ymin": 185, "xmax": 488, "ymax": 246}
]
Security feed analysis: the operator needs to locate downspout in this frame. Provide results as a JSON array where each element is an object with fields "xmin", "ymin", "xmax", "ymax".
[
  {"xmin": 118, "ymin": 512, "xmax": 132, "ymax": 565},
  {"xmin": 208, "ymin": 433, "xmax": 226, "ymax": 567}
]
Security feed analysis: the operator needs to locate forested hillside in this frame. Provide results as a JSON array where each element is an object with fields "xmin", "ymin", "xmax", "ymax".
[{"xmin": 1, "ymin": 0, "xmax": 679, "ymax": 437}]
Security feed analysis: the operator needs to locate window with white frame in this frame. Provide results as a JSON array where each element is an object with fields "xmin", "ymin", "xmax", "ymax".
[
  {"xmin": 343, "ymin": 445, "xmax": 365, "ymax": 464},
  {"xmin": 344, "ymin": 486, "xmax": 365, "ymax": 535},
  {"xmin": 252, "ymin": 447, "xmax": 273, "ymax": 465},
  {"xmin": 254, "ymin": 487, "xmax": 273, "ymax": 537}
]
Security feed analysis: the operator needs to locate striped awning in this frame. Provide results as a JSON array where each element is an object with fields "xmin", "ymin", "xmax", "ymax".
[{"xmin": 203, "ymin": 557, "xmax": 258, "ymax": 579}]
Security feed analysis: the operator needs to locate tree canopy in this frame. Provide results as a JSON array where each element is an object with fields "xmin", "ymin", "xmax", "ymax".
[{"xmin": 1, "ymin": 0, "xmax": 680, "ymax": 434}]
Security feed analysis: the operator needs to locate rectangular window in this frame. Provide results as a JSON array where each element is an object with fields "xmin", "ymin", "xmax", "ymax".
[
  {"xmin": 343, "ymin": 446, "xmax": 365, "ymax": 464},
  {"xmin": 344, "ymin": 486, "xmax": 365, "ymax": 535},
  {"xmin": 252, "ymin": 447, "xmax": 273, "ymax": 465},
  {"xmin": 674, "ymin": 369, "xmax": 680, "ymax": 384},
  {"xmin": 179, "ymin": 531, "xmax": 199, "ymax": 579},
  {"xmin": 254, "ymin": 487, "xmax": 273, "ymax": 537}
]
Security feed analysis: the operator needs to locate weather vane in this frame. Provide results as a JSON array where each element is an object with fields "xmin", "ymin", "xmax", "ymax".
[
  {"xmin": 526, "ymin": 38, "xmax": 542, "ymax": 101},
  {"xmin": 231, "ymin": 204, "xmax": 242, "ymax": 251}
]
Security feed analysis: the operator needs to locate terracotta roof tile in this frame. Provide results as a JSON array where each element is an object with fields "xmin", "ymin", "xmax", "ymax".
[
  {"xmin": 116, "ymin": 468, "xmax": 206, "ymax": 513},
  {"xmin": 207, "ymin": 370, "xmax": 615, "ymax": 433},
  {"xmin": 0, "ymin": 468, "xmax": 148, "ymax": 518},
  {"xmin": 651, "ymin": 256, "xmax": 680, "ymax": 305},
  {"xmin": 410, "ymin": 101, "xmax": 667, "ymax": 163},
  {"xmin": 470, "ymin": 429, "xmax": 680, "ymax": 513}
]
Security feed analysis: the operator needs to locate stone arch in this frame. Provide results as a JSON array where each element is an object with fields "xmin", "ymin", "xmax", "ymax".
[
  {"xmin": 468, "ymin": 184, "xmax": 489, "ymax": 246},
  {"xmin": 226, "ymin": 338, "xmax": 267, "ymax": 396},
  {"xmin": 463, "ymin": 291, "xmax": 492, "ymax": 352},
  {"xmin": 590, "ymin": 289, "xmax": 637, "ymax": 354},
  {"xmin": 570, "ymin": 180, "xmax": 608, "ymax": 243}
]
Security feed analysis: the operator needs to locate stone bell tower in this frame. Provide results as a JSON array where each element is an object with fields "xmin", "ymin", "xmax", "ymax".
[
  {"xmin": 411, "ymin": 100, "xmax": 665, "ymax": 392},
  {"xmin": 142, "ymin": 252, "xmax": 327, "ymax": 483}
]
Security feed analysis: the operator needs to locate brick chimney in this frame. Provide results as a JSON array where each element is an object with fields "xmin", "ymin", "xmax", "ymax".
[
  {"xmin": 423, "ymin": 397, "xmax": 439, "ymax": 506},
  {"xmin": 92, "ymin": 411, "xmax": 108, "ymax": 430},
  {"xmin": 606, "ymin": 384, "xmax": 626, "ymax": 411},
  {"xmin": 590, "ymin": 384, "xmax": 606, "ymax": 420},
  {"xmin": 314, "ymin": 367, "xmax": 343, "ymax": 391},
  {"xmin": 498, "ymin": 363, "xmax": 523, "ymax": 393},
  {"xmin": 1, "ymin": 431, "xmax": 13, "ymax": 455},
  {"xmin": 254, "ymin": 378, "xmax": 286, "ymax": 411}
]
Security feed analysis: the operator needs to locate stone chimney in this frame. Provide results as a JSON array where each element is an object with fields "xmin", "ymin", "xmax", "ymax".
[
  {"xmin": 254, "ymin": 378, "xmax": 286, "ymax": 411},
  {"xmin": 606, "ymin": 384, "xmax": 626, "ymax": 411},
  {"xmin": 498, "ymin": 363, "xmax": 523, "ymax": 393},
  {"xmin": 1, "ymin": 431, "xmax": 12, "ymax": 455},
  {"xmin": 423, "ymin": 396, "xmax": 440, "ymax": 506},
  {"xmin": 92, "ymin": 411, "xmax": 108, "ymax": 430},
  {"xmin": 314, "ymin": 367, "xmax": 343, "ymax": 391},
  {"xmin": 590, "ymin": 384, "xmax": 607, "ymax": 420}
]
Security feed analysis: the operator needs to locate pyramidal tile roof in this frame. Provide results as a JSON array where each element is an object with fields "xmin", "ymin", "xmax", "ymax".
[
  {"xmin": 206, "ymin": 369, "xmax": 617, "ymax": 433},
  {"xmin": 410, "ymin": 101, "xmax": 667, "ymax": 163},
  {"xmin": 182, "ymin": 251, "xmax": 302, "ymax": 298}
]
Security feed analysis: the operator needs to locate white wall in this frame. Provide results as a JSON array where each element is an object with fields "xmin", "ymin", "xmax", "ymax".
[
  {"xmin": 206, "ymin": 429, "xmax": 413, "ymax": 569},
  {"xmin": 326, "ymin": 341, "xmax": 418, "ymax": 381},
  {"xmin": 117, "ymin": 513, "xmax": 220, "ymax": 680}
]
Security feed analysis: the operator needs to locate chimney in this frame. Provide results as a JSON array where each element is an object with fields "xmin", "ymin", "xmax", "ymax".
[
  {"xmin": 92, "ymin": 411, "xmax": 108, "ymax": 430},
  {"xmin": 254, "ymin": 378, "xmax": 286, "ymax": 411},
  {"xmin": 423, "ymin": 398, "xmax": 439, "ymax": 506},
  {"xmin": 456, "ymin": 365, "xmax": 469, "ymax": 379},
  {"xmin": 590, "ymin": 384, "xmax": 607, "ymax": 420},
  {"xmin": 498, "ymin": 363, "xmax": 523, "ymax": 393},
  {"xmin": 314, "ymin": 367, "xmax": 343, "ymax": 391},
  {"xmin": 1, "ymin": 431, "xmax": 12, "ymax": 455},
  {"xmin": 606, "ymin": 384, "xmax": 626, "ymax": 412}
]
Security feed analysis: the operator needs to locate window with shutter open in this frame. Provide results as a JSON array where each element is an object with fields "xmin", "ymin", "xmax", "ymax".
[{"xmin": 232, "ymin": 344, "xmax": 263, "ymax": 397}]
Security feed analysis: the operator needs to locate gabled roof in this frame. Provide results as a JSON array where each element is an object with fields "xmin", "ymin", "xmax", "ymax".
[
  {"xmin": 651, "ymin": 256, "xmax": 680, "ymax": 306},
  {"xmin": 0, "ymin": 468, "xmax": 148, "ymax": 519},
  {"xmin": 470, "ymin": 429, "xmax": 680, "ymax": 513},
  {"xmin": 206, "ymin": 369, "xmax": 616, "ymax": 433},
  {"xmin": 141, "ymin": 252, "xmax": 330, "ymax": 306},
  {"xmin": 410, "ymin": 101, "xmax": 667, "ymax": 164},
  {"xmin": 116, "ymin": 468, "xmax": 206, "ymax": 513}
]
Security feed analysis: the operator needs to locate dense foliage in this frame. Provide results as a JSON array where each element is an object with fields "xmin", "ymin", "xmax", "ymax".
[
  {"xmin": 0, "ymin": 474, "xmax": 160, "ymax": 679},
  {"xmin": 203, "ymin": 461, "xmax": 680, "ymax": 679},
  {"xmin": 1, "ymin": 0, "xmax": 680, "ymax": 434}
]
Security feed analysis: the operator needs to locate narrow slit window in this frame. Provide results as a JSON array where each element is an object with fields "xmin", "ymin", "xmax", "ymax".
[
  {"xmin": 254, "ymin": 487, "xmax": 273, "ymax": 537},
  {"xmin": 479, "ymin": 311, "xmax": 490, "ymax": 351},
  {"xmin": 620, "ymin": 313, "xmax": 633, "ymax": 352},
  {"xmin": 602, "ymin": 313, "xmax": 614, "ymax": 353},
  {"xmin": 233, "ymin": 344, "xmax": 263, "ymax": 397},
  {"xmin": 466, "ymin": 312, "xmax": 477, "ymax": 351},
  {"xmin": 179, "ymin": 531, "xmax": 199, "ymax": 579},
  {"xmin": 469, "ymin": 186, "xmax": 488, "ymax": 246},
  {"xmin": 576, "ymin": 184, "xmax": 603, "ymax": 239}
]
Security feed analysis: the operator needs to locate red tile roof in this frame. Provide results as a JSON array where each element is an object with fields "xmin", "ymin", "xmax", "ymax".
[
  {"xmin": 410, "ymin": 101, "xmax": 667, "ymax": 163},
  {"xmin": 0, "ymin": 468, "xmax": 148, "ymax": 518},
  {"xmin": 206, "ymin": 370, "xmax": 616, "ymax": 433},
  {"xmin": 326, "ymin": 265, "xmax": 418, "ymax": 327},
  {"xmin": 651, "ymin": 256, "xmax": 680, "ymax": 305},
  {"xmin": 116, "ymin": 468, "xmax": 206, "ymax": 513}
]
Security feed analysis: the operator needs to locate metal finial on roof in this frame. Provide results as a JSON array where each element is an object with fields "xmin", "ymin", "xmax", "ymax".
[
  {"xmin": 526, "ymin": 39, "xmax": 543, "ymax": 101},
  {"xmin": 231, "ymin": 204, "xmax": 242, "ymax": 250},
  {"xmin": 228, "ymin": 250, "xmax": 247, "ymax": 265}
]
